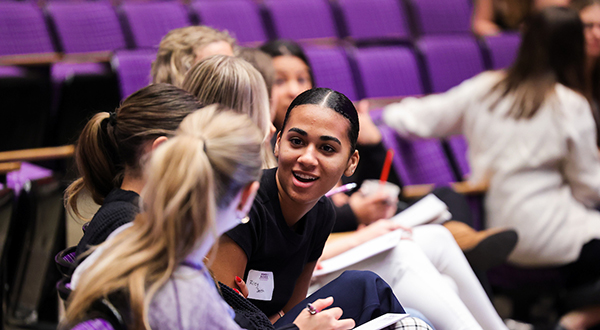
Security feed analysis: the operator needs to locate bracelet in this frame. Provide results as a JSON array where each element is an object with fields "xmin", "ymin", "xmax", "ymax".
[{"xmin": 278, "ymin": 310, "xmax": 285, "ymax": 318}]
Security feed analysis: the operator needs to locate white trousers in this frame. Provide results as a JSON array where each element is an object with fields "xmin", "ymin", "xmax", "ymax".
[{"xmin": 311, "ymin": 225, "xmax": 507, "ymax": 330}]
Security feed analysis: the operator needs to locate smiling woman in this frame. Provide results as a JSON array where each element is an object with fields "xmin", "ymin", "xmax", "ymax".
[{"xmin": 207, "ymin": 88, "xmax": 428, "ymax": 330}]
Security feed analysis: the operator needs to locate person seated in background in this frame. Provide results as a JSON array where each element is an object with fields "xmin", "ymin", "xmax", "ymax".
[
  {"xmin": 64, "ymin": 106, "xmax": 357, "ymax": 330},
  {"xmin": 385, "ymin": 7, "xmax": 600, "ymax": 330},
  {"xmin": 472, "ymin": 0, "xmax": 570, "ymax": 36},
  {"xmin": 151, "ymin": 26, "xmax": 236, "ymax": 87}
]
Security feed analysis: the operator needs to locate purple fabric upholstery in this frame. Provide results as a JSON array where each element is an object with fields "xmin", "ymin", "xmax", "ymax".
[
  {"xmin": 47, "ymin": 2, "xmax": 126, "ymax": 53},
  {"xmin": 446, "ymin": 135, "xmax": 470, "ymax": 179},
  {"xmin": 192, "ymin": 0, "xmax": 267, "ymax": 45},
  {"xmin": 0, "ymin": 2, "xmax": 54, "ymax": 56},
  {"xmin": 6, "ymin": 162, "xmax": 52, "ymax": 196},
  {"xmin": 408, "ymin": 0, "xmax": 471, "ymax": 35},
  {"xmin": 378, "ymin": 124, "xmax": 456, "ymax": 186},
  {"xmin": 337, "ymin": 0, "xmax": 411, "ymax": 43},
  {"xmin": 51, "ymin": 63, "xmax": 109, "ymax": 84},
  {"xmin": 303, "ymin": 46, "xmax": 358, "ymax": 101},
  {"xmin": 351, "ymin": 46, "xmax": 423, "ymax": 98},
  {"xmin": 484, "ymin": 32, "xmax": 522, "ymax": 70},
  {"xmin": 0, "ymin": 66, "xmax": 27, "ymax": 78},
  {"xmin": 416, "ymin": 35, "xmax": 485, "ymax": 93},
  {"xmin": 119, "ymin": 2, "xmax": 190, "ymax": 49},
  {"xmin": 112, "ymin": 49, "xmax": 155, "ymax": 99},
  {"xmin": 263, "ymin": 0, "xmax": 338, "ymax": 40},
  {"xmin": 71, "ymin": 319, "xmax": 115, "ymax": 330}
]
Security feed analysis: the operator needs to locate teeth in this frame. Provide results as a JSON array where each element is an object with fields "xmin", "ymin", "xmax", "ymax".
[{"xmin": 294, "ymin": 172, "xmax": 317, "ymax": 181}]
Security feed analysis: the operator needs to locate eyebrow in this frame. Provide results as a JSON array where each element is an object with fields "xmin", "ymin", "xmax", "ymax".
[{"xmin": 288, "ymin": 127, "xmax": 342, "ymax": 146}]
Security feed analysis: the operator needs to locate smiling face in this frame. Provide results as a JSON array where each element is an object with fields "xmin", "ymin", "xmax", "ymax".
[
  {"xmin": 581, "ymin": 4, "xmax": 600, "ymax": 60},
  {"xmin": 271, "ymin": 55, "xmax": 313, "ymax": 130},
  {"xmin": 274, "ymin": 104, "xmax": 359, "ymax": 210}
]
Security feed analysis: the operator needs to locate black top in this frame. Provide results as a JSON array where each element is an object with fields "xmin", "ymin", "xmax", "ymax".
[
  {"xmin": 226, "ymin": 168, "xmax": 335, "ymax": 317},
  {"xmin": 75, "ymin": 188, "xmax": 140, "ymax": 257}
]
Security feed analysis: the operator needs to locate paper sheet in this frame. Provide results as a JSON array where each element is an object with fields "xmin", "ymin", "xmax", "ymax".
[{"xmin": 390, "ymin": 194, "xmax": 450, "ymax": 227}]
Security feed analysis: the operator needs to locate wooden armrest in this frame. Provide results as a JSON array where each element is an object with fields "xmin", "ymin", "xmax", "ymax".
[
  {"xmin": 61, "ymin": 51, "xmax": 112, "ymax": 63},
  {"xmin": 0, "ymin": 162, "xmax": 21, "ymax": 175},
  {"xmin": 365, "ymin": 96, "xmax": 406, "ymax": 110},
  {"xmin": 0, "ymin": 52, "xmax": 62, "ymax": 66},
  {"xmin": 327, "ymin": 231, "xmax": 356, "ymax": 243},
  {"xmin": 401, "ymin": 180, "xmax": 489, "ymax": 199},
  {"xmin": 0, "ymin": 145, "xmax": 75, "ymax": 163}
]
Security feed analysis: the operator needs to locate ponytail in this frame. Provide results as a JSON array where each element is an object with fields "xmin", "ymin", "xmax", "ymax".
[{"xmin": 64, "ymin": 105, "xmax": 263, "ymax": 330}]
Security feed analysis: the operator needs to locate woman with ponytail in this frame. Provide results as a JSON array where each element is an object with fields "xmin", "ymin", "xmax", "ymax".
[
  {"xmin": 64, "ymin": 106, "xmax": 355, "ymax": 330},
  {"xmin": 65, "ymin": 83, "xmax": 202, "ymax": 257}
]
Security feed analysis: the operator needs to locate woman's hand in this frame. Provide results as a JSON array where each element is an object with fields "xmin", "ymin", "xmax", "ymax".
[
  {"xmin": 356, "ymin": 219, "xmax": 409, "ymax": 242},
  {"xmin": 349, "ymin": 190, "xmax": 398, "ymax": 226},
  {"xmin": 293, "ymin": 297, "xmax": 355, "ymax": 330},
  {"xmin": 233, "ymin": 276, "xmax": 249, "ymax": 298},
  {"xmin": 356, "ymin": 100, "xmax": 382, "ymax": 146}
]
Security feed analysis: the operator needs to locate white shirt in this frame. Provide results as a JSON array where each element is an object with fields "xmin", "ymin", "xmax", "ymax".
[{"xmin": 383, "ymin": 71, "xmax": 600, "ymax": 266}]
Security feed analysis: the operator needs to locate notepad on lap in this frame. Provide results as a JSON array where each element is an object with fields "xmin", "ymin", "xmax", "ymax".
[
  {"xmin": 313, "ymin": 230, "xmax": 402, "ymax": 277},
  {"xmin": 353, "ymin": 313, "xmax": 410, "ymax": 330},
  {"xmin": 390, "ymin": 194, "xmax": 451, "ymax": 227}
]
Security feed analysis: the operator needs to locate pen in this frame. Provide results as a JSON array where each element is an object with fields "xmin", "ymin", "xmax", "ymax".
[
  {"xmin": 306, "ymin": 303, "xmax": 319, "ymax": 315},
  {"xmin": 325, "ymin": 182, "xmax": 357, "ymax": 197}
]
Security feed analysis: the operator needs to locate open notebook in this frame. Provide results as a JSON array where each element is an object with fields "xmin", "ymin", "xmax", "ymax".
[
  {"xmin": 353, "ymin": 313, "xmax": 410, "ymax": 330},
  {"xmin": 314, "ymin": 194, "xmax": 451, "ymax": 277}
]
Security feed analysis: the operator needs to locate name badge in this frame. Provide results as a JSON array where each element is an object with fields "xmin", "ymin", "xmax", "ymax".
[{"xmin": 246, "ymin": 270, "xmax": 274, "ymax": 301}]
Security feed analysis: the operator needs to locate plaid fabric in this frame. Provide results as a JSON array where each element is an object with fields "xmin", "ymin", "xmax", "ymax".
[{"xmin": 395, "ymin": 316, "xmax": 433, "ymax": 330}]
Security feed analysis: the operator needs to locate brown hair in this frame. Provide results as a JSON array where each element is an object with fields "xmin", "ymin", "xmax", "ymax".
[
  {"xmin": 63, "ymin": 105, "xmax": 263, "ymax": 330},
  {"xmin": 64, "ymin": 84, "xmax": 201, "ymax": 220},
  {"xmin": 489, "ymin": 6, "xmax": 588, "ymax": 118},
  {"xmin": 151, "ymin": 26, "xmax": 237, "ymax": 87},
  {"xmin": 237, "ymin": 47, "xmax": 276, "ymax": 98}
]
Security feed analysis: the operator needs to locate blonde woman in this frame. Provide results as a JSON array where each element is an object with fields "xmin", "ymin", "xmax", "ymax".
[
  {"xmin": 151, "ymin": 26, "xmax": 237, "ymax": 87},
  {"xmin": 182, "ymin": 55, "xmax": 277, "ymax": 168},
  {"xmin": 65, "ymin": 106, "xmax": 355, "ymax": 330}
]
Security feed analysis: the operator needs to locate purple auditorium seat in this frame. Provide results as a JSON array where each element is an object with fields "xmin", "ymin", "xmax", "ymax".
[
  {"xmin": 446, "ymin": 135, "xmax": 470, "ymax": 179},
  {"xmin": 112, "ymin": 49, "xmax": 156, "ymax": 99},
  {"xmin": 336, "ymin": 0, "xmax": 411, "ymax": 43},
  {"xmin": 119, "ymin": 2, "xmax": 190, "ymax": 49},
  {"xmin": 6, "ymin": 162, "xmax": 53, "ymax": 197},
  {"xmin": 484, "ymin": 32, "xmax": 521, "ymax": 70},
  {"xmin": 303, "ymin": 46, "xmax": 358, "ymax": 101},
  {"xmin": 378, "ymin": 124, "xmax": 456, "ymax": 186},
  {"xmin": 72, "ymin": 319, "xmax": 115, "ymax": 330},
  {"xmin": 47, "ymin": 2, "xmax": 126, "ymax": 54},
  {"xmin": 0, "ymin": 2, "xmax": 54, "ymax": 57},
  {"xmin": 416, "ymin": 35, "xmax": 486, "ymax": 93},
  {"xmin": 407, "ymin": 0, "xmax": 471, "ymax": 35},
  {"xmin": 351, "ymin": 46, "xmax": 423, "ymax": 99},
  {"xmin": 192, "ymin": 0, "xmax": 267, "ymax": 45},
  {"xmin": 263, "ymin": 0, "xmax": 338, "ymax": 41}
]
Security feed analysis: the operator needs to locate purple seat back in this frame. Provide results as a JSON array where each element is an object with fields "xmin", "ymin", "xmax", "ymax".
[
  {"xmin": 112, "ymin": 49, "xmax": 155, "ymax": 99},
  {"xmin": 263, "ymin": 0, "xmax": 338, "ymax": 41},
  {"xmin": 47, "ymin": 2, "xmax": 126, "ymax": 53},
  {"xmin": 337, "ymin": 0, "xmax": 411, "ymax": 43},
  {"xmin": 304, "ymin": 46, "xmax": 358, "ymax": 101},
  {"xmin": 378, "ymin": 125, "xmax": 456, "ymax": 186},
  {"xmin": 408, "ymin": 0, "xmax": 471, "ymax": 35},
  {"xmin": 417, "ymin": 35, "xmax": 485, "ymax": 93},
  {"xmin": 488, "ymin": 264, "xmax": 566, "ymax": 289},
  {"xmin": 0, "ymin": 66, "xmax": 27, "ymax": 78},
  {"xmin": 0, "ymin": 2, "xmax": 54, "ymax": 56},
  {"xmin": 484, "ymin": 32, "xmax": 522, "ymax": 70},
  {"xmin": 446, "ymin": 135, "xmax": 470, "ymax": 179},
  {"xmin": 6, "ymin": 162, "xmax": 53, "ymax": 196},
  {"xmin": 352, "ymin": 46, "xmax": 423, "ymax": 98},
  {"xmin": 192, "ymin": 0, "xmax": 267, "ymax": 45},
  {"xmin": 120, "ymin": 2, "xmax": 190, "ymax": 49},
  {"xmin": 72, "ymin": 319, "xmax": 115, "ymax": 330}
]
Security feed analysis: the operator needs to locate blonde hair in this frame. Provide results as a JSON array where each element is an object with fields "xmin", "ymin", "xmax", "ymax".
[
  {"xmin": 151, "ymin": 26, "xmax": 237, "ymax": 87},
  {"xmin": 63, "ymin": 105, "xmax": 263, "ymax": 330},
  {"xmin": 64, "ymin": 84, "xmax": 201, "ymax": 220},
  {"xmin": 182, "ymin": 55, "xmax": 277, "ymax": 168}
]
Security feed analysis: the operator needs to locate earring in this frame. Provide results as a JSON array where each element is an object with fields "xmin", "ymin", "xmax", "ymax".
[{"xmin": 240, "ymin": 216, "xmax": 250, "ymax": 224}]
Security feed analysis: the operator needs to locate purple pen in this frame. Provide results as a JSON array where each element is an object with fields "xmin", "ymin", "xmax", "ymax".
[{"xmin": 325, "ymin": 182, "xmax": 357, "ymax": 197}]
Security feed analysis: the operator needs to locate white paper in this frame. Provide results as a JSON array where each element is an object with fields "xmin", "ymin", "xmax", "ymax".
[
  {"xmin": 353, "ymin": 313, "xmax": 410, "ymax": 330},
  {"xmin": 390, "ymin": 194, "xmax": 450, "ymax": 228},
  {"xmin": 313, "ymin": 230, "xmax": 402, "ymax": 277},
  {"xmin": 246, "ymin": 270, "xmax": 274, "ymax": 301}
]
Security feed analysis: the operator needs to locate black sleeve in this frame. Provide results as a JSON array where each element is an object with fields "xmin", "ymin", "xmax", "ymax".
[
  {"xmin": 308, "ymin": 198, "xmax": 336, "ymax": 262},
  {"xmin": 332, "ymin": 203, "xmax": 359, "ymax": 233},
  {"xmin": 275, "ymin": 325, "xmax": 299, "ymax": 330}
]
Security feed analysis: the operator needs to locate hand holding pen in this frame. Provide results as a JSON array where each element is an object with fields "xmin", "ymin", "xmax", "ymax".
[{"xmin": 292, "ymin": 297, "xmax": 355, "ymax": 330}]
